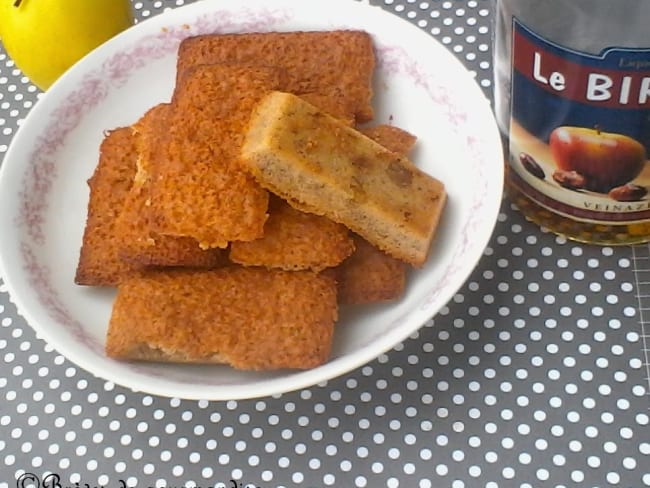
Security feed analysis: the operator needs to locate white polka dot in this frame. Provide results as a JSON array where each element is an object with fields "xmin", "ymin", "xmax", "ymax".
[{"xmin": 604, "ymin": 441, "xmax": 618, "ymax": 453}]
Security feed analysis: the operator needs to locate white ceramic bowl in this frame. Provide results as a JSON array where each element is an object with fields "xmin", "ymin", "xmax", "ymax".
[{"xmin": 0, "ymin": 0, "xmax": 503, "ymax": 400}]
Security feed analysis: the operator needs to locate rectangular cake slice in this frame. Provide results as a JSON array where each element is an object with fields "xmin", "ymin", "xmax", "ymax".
[
  {"xmin": 241, "ymin": 91, "xmax": 447, "ymax": 267},
  {"xmin": 149, "ymin": 64, "xmax": 285, "ymax": 248},
  {"xmin": 176, "ymin": 30, "xmax": 375, "ymax": 123},
  {"xmin": 106, "ymin": 268, "xmax": 338, "ymax": 370},
  {"xmin": 115, "ymin": 103, "xmax": 226, "ymax": 267}
]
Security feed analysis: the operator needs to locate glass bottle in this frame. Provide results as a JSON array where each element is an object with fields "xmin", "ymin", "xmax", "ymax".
[{"xmin": 494, "ymin": 0, "xmax": 650, "ymax": 244}]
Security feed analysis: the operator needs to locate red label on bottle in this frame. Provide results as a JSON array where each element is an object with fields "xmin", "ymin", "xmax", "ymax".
[{"xmin": 513, "ymin": 28, "xmax": 650, "ymax": 110}]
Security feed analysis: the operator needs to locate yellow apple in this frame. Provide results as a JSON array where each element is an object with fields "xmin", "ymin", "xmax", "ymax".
[{"xmin": 0, "ymin": 0, "xmax": 133, "ymax": 90}]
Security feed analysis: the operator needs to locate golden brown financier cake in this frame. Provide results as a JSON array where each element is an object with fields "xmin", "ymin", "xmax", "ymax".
[
  {"xmin": 230, "ymin": 127, "xmax": 416, "ymax": 274},
  {"xmin": 149, "ymin": 64, "xmax": 286, "ymax": 248},
  {"xmin": 115, "ymin": 103, "xmax": 225, "ymax": 267},
  {"xmin": 241, "ymin": 91, "xmax": 447, "ymax": 267},
  {"xmin": 75, "ymin": 127, "xmax": 143, "ymax": 286},
  {"xmin": 175, "ymin": 30, "xmax": 375, "ymax": 123},
  {"xmin": 106, "ymin": 268, "xmax": 338, "ymax": 370},
  {"xmin": 229, "ymin": 195, "xmax": 355, "ymax": 272}
]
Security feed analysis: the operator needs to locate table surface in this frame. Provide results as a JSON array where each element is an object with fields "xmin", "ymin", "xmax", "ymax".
[{"xmin": 1, "ymin": 1, "xmax": 649, "ymax": 487}]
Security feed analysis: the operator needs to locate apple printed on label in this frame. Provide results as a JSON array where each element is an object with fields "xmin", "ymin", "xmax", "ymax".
[{"xmin": 549, "ymin": 126, "xmax": 647, "ymax": 194}]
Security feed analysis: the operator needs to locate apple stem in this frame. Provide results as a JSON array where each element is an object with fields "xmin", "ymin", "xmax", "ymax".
[
  {"xmin": 595, "ymin": 124, "xmax": 601, "ymax": 135},
  {"xmin": 13, "ymin": 0, "xmax": 22, "ymax": 6}
]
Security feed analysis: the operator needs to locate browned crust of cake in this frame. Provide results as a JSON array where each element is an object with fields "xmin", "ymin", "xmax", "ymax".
[
  {"xmin": 149, "ymin": 64, "xmax": 286, "ymax": 248},
  {"xmin": 175, "ymin": 30, "xmax": 375, "ymax": 123},
  {"xmin": 75, "ymin": 127, "xmax": 143, "ymax": 286},
  {"xmin": 335, "ymin": 234, "xmax": 406, "ymax": 304},
  {"xmin": 229, "ymin": 196, "xmax": 355, "ymax": 272},
  {"xmin": 115, "ymin": 103, "xmax": 226, "ymax": 268},
  {"xmin": 106, "ymin": 267, "xmax": 338, "ymax": 370},
  {"xmin": 241, "ymin": 91, "xmax": 447, "ymax": 267}
]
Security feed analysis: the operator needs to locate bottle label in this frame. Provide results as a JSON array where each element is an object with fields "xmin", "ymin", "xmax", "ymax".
[{"xmin": 508, "ymin": 18, "xmax": 650, "ymax": 224}]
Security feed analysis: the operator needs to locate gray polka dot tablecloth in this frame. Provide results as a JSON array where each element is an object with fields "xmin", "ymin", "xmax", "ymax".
[{"xmin": 1, "ymin": 1, "xmax": 649, "ymax": 487}]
